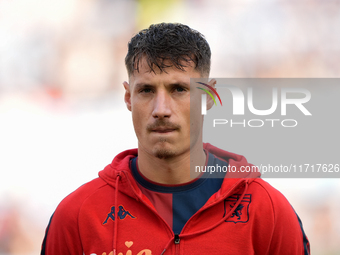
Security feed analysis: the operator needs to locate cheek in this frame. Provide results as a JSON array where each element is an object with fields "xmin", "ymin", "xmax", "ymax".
[
  {"xmin": 131, "ymin": 104, "xmax": 150, "ymax": 134},
  {"xmin": 189, "ymin": 110, "xmax": 203, "ymax": 134},
  {"xmin": 131, "ymin": 109, "xmax": 143, "ymax": 134}
]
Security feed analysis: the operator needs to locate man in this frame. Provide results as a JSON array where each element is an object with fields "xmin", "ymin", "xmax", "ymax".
[{"xmin": 41, "ymin": 23, "xmax": 310, "ymax": 255}]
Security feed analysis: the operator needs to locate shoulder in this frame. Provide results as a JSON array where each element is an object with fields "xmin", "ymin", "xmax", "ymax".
[
  {"xmin": 249, "ymin": 178, "xmax": 298, "ymax": 220},
  {"xmin": 53, "ymin": 177, "xmax": 108, "ymax": 223},
  {"xmin": 42, "ymin": 178, "xmax": 110, "ymax": 253},
  {"xmin": 245, "ymin": 178, "xmax": 304, "ymax": 233},
  {"xmin": 248, "ymin": 178, "xmax": 309, "ymax": 254},
  {"xmin": 250, "ymin": 178, "xmax": 294, "ymax": 213}
]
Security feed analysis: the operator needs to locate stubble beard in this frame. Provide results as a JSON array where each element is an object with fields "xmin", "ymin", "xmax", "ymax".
[{"xmin": 153, "ymin": 137, "xmax": 177, "ymax": 159}]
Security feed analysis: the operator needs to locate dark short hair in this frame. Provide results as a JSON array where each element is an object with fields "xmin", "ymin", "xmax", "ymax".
[{"xmin": 125, "ymin": 23, "xmax": 211, "ymax": 77}]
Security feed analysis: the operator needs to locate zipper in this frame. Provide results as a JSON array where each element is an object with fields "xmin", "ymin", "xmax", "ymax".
[{"xmin": 174, "ymin": 234, "xmax": 180, "ymax": 255}]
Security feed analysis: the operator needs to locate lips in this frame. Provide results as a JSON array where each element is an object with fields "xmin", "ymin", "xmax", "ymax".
[{"xmin": 151, "ymin": 128, "xmax": 176, "ymax": 133}]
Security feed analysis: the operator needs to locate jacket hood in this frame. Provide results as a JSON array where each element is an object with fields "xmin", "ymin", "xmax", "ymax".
[
  {"xmin": 98, "ymin": 143, "xmax": 261, "ymax": 254},
  {"xmin": 99, "ymin": 143, "xmax": 261, "ymax": 198}
]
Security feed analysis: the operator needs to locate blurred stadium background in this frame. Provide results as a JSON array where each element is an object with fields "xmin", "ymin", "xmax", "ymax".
[{"xmin": 0, "ymin": 0, "xmax": 340, "ymax": 254}]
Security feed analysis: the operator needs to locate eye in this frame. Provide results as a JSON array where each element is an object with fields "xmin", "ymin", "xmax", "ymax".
[
  {"xmin": 173, "ymin": 86, "xmax": 187, "ymax": 93},
  {"xmin": 139, "ymin": 87, "xmax": 153, "ymax": 94}
]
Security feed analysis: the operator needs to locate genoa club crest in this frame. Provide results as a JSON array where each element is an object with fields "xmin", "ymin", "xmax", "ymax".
[{"xmin": 224, "ymin": 194, "xmax": 251, "ymax": 223}]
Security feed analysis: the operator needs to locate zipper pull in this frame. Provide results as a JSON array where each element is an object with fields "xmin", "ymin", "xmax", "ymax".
[{"xmin": 174, "ymin": 234, "xmax": 180, "ymax": 244}]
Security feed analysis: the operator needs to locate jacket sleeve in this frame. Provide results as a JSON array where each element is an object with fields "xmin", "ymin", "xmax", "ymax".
[
  {"xmin": 41, "ymin": 195, "xmax": 83, "ymax": 255},
  {"xmin": 265, "ymin": 182, "xmax": 310, "ymax": 255}
]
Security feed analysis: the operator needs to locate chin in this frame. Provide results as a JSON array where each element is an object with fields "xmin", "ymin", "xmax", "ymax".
[
  {"xmin": 151, "ymin": 142, "xmax": 178, "ymax": 159},
  {"xmin": 153, "ymin": 149, "xmax": 177, "ymax": 159}
]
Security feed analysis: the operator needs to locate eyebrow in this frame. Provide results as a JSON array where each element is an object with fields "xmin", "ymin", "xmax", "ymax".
[
  {"xmin": 134, "ymin": 82, "xmax": 190, "ymax": 91},
  {"xmin": 170, "ymin": 82, "xmax": 190, "ymax": 88},
  {"xmin": 133, "ymin": 83, "xmax": 153, "ymax": 91}
]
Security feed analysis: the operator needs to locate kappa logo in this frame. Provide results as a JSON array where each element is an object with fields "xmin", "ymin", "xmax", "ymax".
[
  {"xmin": 103, "ymin": 205, "xmax": 136, "ymax": 225},
  {"xmin": 224, "ymin": 194, "xmax": 251, "ymax": 224}
]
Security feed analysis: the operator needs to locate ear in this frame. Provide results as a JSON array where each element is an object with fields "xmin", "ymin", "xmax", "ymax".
[
  {"xmin": 206, "ymin": 79, "xmax": 217, "ymax": 110},
  {"xmin": 123, "ymin": 81, "xmax": 132, "ymax": 111}
]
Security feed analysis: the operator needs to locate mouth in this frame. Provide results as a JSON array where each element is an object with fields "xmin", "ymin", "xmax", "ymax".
[
  {"xmin": 148, "ymin": 121, "xmax": 180, "ymax": 134},
  {"xmin": 151, "ymin": 128, "xmax": 176, "ymax": 133}
]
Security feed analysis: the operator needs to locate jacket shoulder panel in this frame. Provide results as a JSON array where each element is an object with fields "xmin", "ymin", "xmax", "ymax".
[
  {"xmin": 56, "ymin": 177, "xmax": 108, "ymax": 216},
  {"xmin": 251, "ymin": 179, "xmax": 294, "ymax": 220},
  {"xmin": 43, "ymin": 178, "xmax": 108, "ymax": 254},
  {"xmin": 250, "ymin": 178, "xmax": 308, "ymax": 254}
]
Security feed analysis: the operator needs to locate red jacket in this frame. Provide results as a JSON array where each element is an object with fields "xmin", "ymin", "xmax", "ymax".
[{"xmin": 41, "ymin": 143, "xmax": 310, "ymax": 255}]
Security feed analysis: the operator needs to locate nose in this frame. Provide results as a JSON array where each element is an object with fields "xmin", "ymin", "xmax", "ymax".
[{"xmin": 152, "ymin": 90, "xmax": 172, "ymax": 119}]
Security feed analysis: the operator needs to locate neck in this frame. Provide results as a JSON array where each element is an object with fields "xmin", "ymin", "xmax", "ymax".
[{"xmin": 137, "ymin": 143, "xmax": 206, "ymax": 185}]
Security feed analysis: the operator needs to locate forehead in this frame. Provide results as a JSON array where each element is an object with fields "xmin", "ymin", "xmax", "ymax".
[{"xmin": 129, "ymin": 57, "xmax": 201, "ymax": 85}]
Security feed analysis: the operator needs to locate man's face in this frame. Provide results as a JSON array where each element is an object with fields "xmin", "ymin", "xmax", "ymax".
[{"xmin": 123, "ymin": 58, "xmax": 204, "ymax": 159}]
